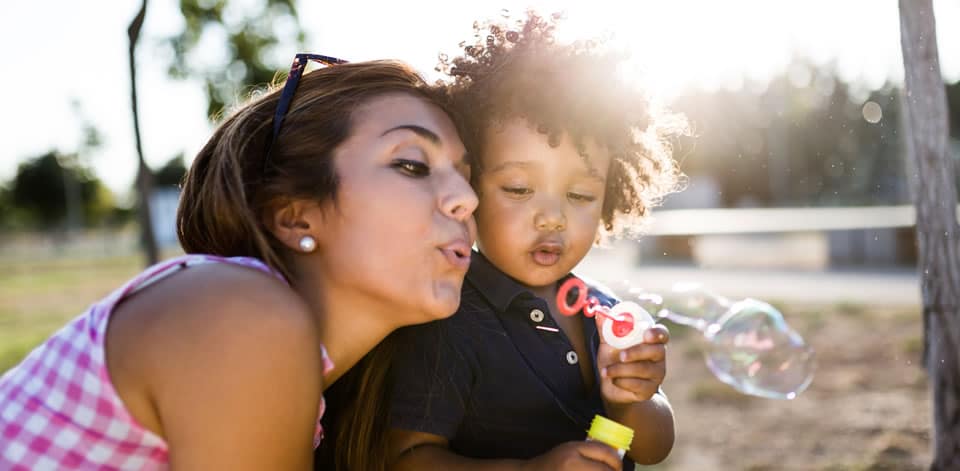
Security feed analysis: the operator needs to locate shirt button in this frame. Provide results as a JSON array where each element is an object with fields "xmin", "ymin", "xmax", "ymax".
[
  {"xmin": 529, "ymin": 309, "xmax": 545, "ymax": 323},
  {"xmin": 566, "ymin": 350, "xmax": 579, "ymax": 365}
]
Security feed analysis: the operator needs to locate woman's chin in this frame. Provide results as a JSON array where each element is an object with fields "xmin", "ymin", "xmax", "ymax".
[{"xmin": 423, "ymin": 285, "xmax": 463, "ymax": 321}]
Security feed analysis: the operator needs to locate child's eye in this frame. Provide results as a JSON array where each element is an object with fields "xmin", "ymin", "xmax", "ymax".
[
  {"xmin": 568, "ymin": 192, "xmax": 596, "ymax": 202},
  {"xmin": 502, "ymin": 186, "xmax": 533, "ymax": 196},
  {"xmin": 392, "ymin": 159, "xmax": 430, "ymax": 178}
]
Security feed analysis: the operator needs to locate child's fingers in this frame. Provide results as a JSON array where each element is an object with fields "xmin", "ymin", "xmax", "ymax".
[
  {"xmin": 613, "ymin": 377, "xmax": 660, "ymax": 397},
  {"xmin": 595, "ymin": 343, "xmax": 618, "ymax": 366},
  {"xmin": 618, "ymin": 343, "xmax": 666, "ymax": 363},
  {"xmin": 602, "ymin": 378, "xmax": 659, "ymax": 403},
  {"xmin": 603, "ymin": 359, "xmax": 666, "ymax": 382},
  {"xmin": 643, "ymin": 324, "xmax": 670, "ymax": 344}
]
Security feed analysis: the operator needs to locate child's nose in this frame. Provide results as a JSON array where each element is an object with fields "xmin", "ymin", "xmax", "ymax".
[{"xmin": 534, "ymin": 204, "xmax": 566, "ymax": 231}]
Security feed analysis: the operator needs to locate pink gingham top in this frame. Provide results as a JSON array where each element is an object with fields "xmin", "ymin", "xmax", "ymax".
[{"xmin": 0, "ymin": 254, "xmax": 334, "ymax": 470}]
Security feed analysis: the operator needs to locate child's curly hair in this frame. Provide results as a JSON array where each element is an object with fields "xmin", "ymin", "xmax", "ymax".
[{"xmin": 439, "ymin": 11, "xmax": 688, "ymax": 234}]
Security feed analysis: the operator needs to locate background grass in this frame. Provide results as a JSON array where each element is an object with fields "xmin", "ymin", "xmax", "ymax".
[{"xmin": 0, "ymin": 254, "xmax": 152, "ymax": 373}]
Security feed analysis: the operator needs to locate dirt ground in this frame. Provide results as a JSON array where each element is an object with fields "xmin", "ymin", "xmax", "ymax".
[{"xmin": 651, "ymin": 303, "xmax": 931, "ymax": 471}]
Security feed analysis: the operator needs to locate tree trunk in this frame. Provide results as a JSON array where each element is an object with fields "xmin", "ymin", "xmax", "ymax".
[
  {"xmin": 128, "ymin": 0, "xmax": 159, "ymax": 266},
  {"xmin": 898, "ymin": 0, "xmax": 960, "ymax": 468}
]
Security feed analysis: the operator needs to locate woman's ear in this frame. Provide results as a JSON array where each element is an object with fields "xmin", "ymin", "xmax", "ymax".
[{"xmin": 267, "ymin": 200, "xmax": 325, "ymax": 253}]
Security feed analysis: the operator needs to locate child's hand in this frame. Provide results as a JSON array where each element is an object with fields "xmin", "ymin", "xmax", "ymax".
[
  {"xmin": 596, "ymin": 325, "xmax": 670, "ymax": 404},
  {"xmin": 521, "ymin": 441, "xmax": 623, "ymax": 471}
]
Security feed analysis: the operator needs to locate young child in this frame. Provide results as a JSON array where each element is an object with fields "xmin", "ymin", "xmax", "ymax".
[{"xmin": 385, "ymin": 12, "xmax": 686, "ymax": 470}]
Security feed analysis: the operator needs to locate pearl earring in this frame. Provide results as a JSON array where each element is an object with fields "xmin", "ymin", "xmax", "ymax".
[{"xmin": 298, "ymin": 235, "xmax": 317, "ymax": 253}]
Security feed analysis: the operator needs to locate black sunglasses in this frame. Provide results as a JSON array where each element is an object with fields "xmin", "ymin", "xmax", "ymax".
[{"xmin": 263, "ymin": 53, "xmax": 348, "ymax": 173}]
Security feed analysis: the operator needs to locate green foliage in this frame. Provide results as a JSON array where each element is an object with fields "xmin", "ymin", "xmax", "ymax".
[
  {"xmin": 0, "ymin": 255, "xmax": 143, "ymax": 375},
  {"xmin": 671, "ymin": 58, "xmax": 909, "ymax": 207},
  {"xmin": 9, "ymin": 152, "xmax": 114, "ymax": 229},
  {"xmin": 167, "ymin": 0, "xmax": 305, "ymax": 119},
  {"xmin": 154, "ymin": 154, "xmax": 188, "ymax": 188},
  {"xmin": 0, "ymin": 185, "xmax": 12, "ymax": 230}
]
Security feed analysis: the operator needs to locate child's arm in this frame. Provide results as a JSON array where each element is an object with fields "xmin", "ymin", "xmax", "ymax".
[
  {"xmin": 597, "ymin": 324, "xmax": 676, "ymax": 464},
  {"xmin": 388, "ymin": 430, "xmax": 624, "ymax": 471}
]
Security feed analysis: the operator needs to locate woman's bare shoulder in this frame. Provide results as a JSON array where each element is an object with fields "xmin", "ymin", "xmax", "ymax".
[
  {"xmin": 106, "ymin": 261, "xmax": 324, "ymax": 461},
  {"xmin": 112, "ymin": 261, "xmax": 316, "ymax": 347}
]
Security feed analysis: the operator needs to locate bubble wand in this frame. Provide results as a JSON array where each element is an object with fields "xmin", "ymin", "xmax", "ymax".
[{"xmin": 557, "ymin": 278, "xmax": 816, "ymax": 400}]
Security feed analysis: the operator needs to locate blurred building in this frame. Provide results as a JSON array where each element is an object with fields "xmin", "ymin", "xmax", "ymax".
[
  {"xmin": 636, "ymin": 74, "xmax": 960, "ymax": 270},
  {"xmin": 638, "ymin": 176, "xmax": 920, "ymax": 270},
  {"xmin": 149, "ymin": 188, "xmax": 180, "ymax": 249}
]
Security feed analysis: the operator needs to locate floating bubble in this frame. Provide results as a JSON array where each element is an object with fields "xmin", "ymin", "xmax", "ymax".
[
  {"xmin": 701, "ymin": 298, "xmax": 815, "ymax": 399},
  {"xmin": 558, "ymin": 278, "xmax": 816, "ymax": 400},
  {"xmin": 862, "ymin": 101, "xmax": 882, "ymax": 123}
]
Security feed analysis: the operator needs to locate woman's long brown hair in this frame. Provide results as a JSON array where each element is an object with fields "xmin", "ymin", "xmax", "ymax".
[
  {"xmin": 317, "ymin": 334, "xmax": 400, "ymax": 471},
  {"xmin": 179, "ymin": 59, "xmax": 444, "ymax": 281},
  {"xmin": 176, "ymin": 59, "xmax": 455, "ymax": 471}
]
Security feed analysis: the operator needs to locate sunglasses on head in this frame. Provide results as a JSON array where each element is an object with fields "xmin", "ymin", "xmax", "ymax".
[{"xmin": 263, "ymin": 53, "xmax": 348, "ymax": 173}]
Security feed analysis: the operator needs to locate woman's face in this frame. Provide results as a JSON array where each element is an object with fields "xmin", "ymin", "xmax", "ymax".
[{"xmin": 313, "ymin": 93, "xmax": 477, "ymax": 324}]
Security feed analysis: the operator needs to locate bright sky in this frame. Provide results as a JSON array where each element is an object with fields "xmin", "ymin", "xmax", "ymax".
[{"xmin": 1, "ymin": 0, "xmax": 958, "ymax": 198}]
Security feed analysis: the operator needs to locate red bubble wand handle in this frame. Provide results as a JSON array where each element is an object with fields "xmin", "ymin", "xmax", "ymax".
[{"xmin": 557, "ymin": 278, "xmax": 655, "ymax": 349}]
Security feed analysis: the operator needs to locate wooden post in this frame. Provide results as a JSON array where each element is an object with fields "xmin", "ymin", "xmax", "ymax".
[
  {"xmin": 898, "ymin": 0, "xmax": 960, "ymax": 468},
  {"xmin": 128, "ymin": 0, "xmax": 159, "ymax": 266}
]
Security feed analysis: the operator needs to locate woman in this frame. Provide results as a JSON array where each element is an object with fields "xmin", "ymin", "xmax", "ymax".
[{"xmin": 0, "ymin": 55, "xmax": 477, "ymax": 469}]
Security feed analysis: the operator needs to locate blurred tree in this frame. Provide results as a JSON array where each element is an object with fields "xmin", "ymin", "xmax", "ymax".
[
  {"xmin": 0, "ymin": 185, "xmax": 12, "ymax": 230},
  {"xmin": 154, "ymin": 154, "xmax": 188, "ymax": 188},
  {"xmin": 948, "ymin": 82, "xmax": 960, "ymax": 193},
  {"xmin": 72, "ymin": 98, "xmax": 104, "ymax": 155},
  {"xmin": 672, "ymin": 61, "xmax": 909, "ymax": 208},
  {"xmin": 898, "ymin": 0, "xmax": 960, "ymax": 468},
  {"xmin": 166, "ymin": 0, "xmax": 305, "ymax": 119},
  {"xmin": 129, "ymin": 0, "xmax": 159, "ymax": 266},
  {"xmin": 948, "ymin": 81, "xmax": 960, "ymax": 138},
  {"xmin": 9, "ymin": 152, "xmax": 114, "ymax": 230},
  {"xmin": 105, "ymin": 204, "xmax": 137, "ymax": 228}
]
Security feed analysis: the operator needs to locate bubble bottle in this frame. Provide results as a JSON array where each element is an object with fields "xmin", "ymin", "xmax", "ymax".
[{"xmin": 586, "ymin": 415, "xmax": 634, "ymax": 459}]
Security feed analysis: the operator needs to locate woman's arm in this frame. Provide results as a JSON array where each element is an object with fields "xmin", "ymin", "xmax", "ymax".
[{"xmin": 107, "ymin": 263, "xmax": 324, "ymax": 470}]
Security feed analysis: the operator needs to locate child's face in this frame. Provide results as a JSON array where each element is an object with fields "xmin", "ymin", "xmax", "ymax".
[{"xmin": 475, "ymin": 118, "xmax": 610, "ymax": 290}]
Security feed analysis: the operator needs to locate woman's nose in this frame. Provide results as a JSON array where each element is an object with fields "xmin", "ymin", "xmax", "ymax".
[{"xmin": 440, "ymin": 171, "xmax": 479, "ymax": 222}]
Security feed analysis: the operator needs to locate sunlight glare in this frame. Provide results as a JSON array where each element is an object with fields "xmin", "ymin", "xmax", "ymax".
[{"xmin": 549, "ymin": 1, "xmax": 794, "ymax": 98}]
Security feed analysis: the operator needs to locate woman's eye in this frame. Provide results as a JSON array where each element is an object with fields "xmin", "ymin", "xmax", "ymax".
[
  {"xmin": 568, "ymin": 192, "xmax": 596, "ymax": 202},
  {"xmin": 392, "ymin": 159, "xmax": 430, "ymax": 177},
  {"xmin": 502, "ymin": 186, "xmax": 532, "ymax": 196}
]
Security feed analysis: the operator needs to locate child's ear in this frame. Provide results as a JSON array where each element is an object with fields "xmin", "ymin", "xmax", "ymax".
[{"xmin": 267, "ymin": 199, "xmax": 325, "ymax": 253}]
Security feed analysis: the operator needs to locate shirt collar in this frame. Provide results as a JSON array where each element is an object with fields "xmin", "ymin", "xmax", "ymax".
[
  {"xmin": 465, "ymin": 250, "xmax": 531, "ymax": 312},
  {"xmin": 466, "ymin": 250, "xmax": 583, "ymax": 313}
]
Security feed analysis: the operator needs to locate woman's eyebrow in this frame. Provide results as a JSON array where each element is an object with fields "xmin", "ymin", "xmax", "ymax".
[{"xmin": 380, "ymin": 125, "xmax": 440, "ymax": 145}]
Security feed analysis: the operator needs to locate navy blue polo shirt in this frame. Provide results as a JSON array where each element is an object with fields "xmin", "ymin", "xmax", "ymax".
[{"xmin": 389, "ymin": 250, "xmax": 635, "ymax": 465}]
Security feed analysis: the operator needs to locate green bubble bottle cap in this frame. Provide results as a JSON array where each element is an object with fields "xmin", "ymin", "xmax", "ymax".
[{"xmin": 587, "ymin": 415, "xmax": 634, "ymax": 455}]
